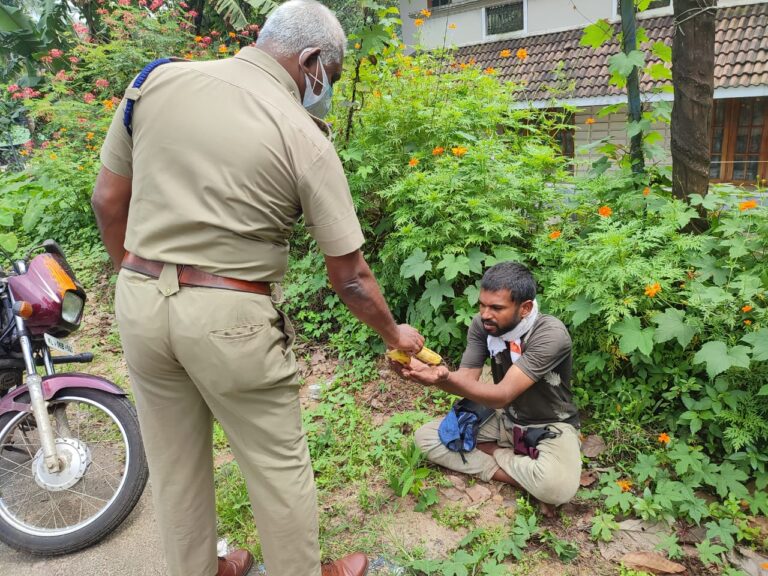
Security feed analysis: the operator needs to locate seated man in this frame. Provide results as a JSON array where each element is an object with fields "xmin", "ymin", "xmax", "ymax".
[{"xmin": 403, "ymin": 261, "xmax": 582, "ymax": 515}]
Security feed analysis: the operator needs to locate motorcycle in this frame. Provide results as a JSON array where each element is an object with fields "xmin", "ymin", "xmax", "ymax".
[{"xmin": 0, "ymin": 240, "xmax": 148, "ymax": 555}]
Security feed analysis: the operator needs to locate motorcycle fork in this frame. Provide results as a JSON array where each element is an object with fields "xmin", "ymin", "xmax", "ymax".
[{"xmin": 11, "ymin": 285, "xmax": 62, "ymax": 474}]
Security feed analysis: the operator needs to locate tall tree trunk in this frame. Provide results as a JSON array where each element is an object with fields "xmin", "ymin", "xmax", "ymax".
[
  {"xmin": 671, "ymin": 0, "xmax": 716, "ymax": 231},
  {"xmin": 620, "ymin": 0, "xmax": 645, "ymax": 177}
]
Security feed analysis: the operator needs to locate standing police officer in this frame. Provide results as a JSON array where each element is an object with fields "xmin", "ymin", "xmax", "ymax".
[{"xmin": 92, "ymin": 2, "xmax": 423, "ymax": 575}]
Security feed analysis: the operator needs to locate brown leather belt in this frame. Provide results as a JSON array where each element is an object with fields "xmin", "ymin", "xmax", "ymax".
[{"xmin": 121, "ymin": 252, "xmax": 271, "ymax": 296}]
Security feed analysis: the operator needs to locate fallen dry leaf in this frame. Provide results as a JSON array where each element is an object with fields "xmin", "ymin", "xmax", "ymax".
[
  {"xmin": 580, "ymin": 469, "xmax": 599, "ymax": 486},
  {"xmin": 581, "ymin": 434, "xmax": 607, "ymax": 458},
  {"xmin": 620, "ymin": 551, "xmax": 685, "ymax": 574}
]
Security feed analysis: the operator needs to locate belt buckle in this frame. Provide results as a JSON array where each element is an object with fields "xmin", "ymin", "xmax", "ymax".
[{"xmin": 270, "ymin": 283, "xmax": 284, "ymax": 304}]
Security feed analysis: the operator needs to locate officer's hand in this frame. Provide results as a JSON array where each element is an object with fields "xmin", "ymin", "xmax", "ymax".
[
  {"xmin": 385, "ymin": 324, "xmax": 424, "ymax": 355},
  {"xmin": 401, "ymin": 357, "xmax": 450, "ymax": 387}
]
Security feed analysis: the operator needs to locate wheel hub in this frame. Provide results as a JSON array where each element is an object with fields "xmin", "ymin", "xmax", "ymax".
[{"xmin": 32, "ymin": 437, "xmax": 91, "ymax": 492}]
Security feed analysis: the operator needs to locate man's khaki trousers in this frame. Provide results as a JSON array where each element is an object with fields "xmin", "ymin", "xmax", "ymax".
[
  {"xmin": 415, "ymin": 412, "xmax": 581, "ymax": 506},
  {"xmin": 115, "ymin": 267, "xmax": 320, "ymax": 576}
]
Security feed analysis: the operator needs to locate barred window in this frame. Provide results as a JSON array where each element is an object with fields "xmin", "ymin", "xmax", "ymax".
[
  {"xmin": 430, "ymin": 0, "xmax": 451, "ymax": 8},
  {"xmin": 486, "ymin": 1, "xmax": 524, "ymax": 36}
]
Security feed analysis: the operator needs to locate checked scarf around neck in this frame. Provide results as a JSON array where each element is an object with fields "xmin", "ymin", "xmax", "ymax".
[{"xmin": 486, "ymin": 299, "xmax": 539, "ymax": 361}]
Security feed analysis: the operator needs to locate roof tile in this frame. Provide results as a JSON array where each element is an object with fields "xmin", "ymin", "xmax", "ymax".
[{"xmin": 455, "ymin": 4, "xmax": 768, "ymax": 100}]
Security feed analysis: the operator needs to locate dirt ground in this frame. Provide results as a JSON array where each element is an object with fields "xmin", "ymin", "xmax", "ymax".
[{"xmin": 59, "ymin": 280, "xmax": 760, "ymax": 576}]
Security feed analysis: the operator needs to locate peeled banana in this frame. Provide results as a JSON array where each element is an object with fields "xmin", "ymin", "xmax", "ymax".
[{"xmin": 386, "ymin": 347, "xmax": 443, "ymax": 366}]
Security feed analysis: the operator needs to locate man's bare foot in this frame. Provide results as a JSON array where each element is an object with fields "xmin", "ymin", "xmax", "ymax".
[{"xmin": 538, "ymin": 500, "xmax": 557, "ymax": 518}]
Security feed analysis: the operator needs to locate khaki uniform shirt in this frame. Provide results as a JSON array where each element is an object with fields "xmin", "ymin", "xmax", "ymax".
[{"xmin": 100, "ymin": 47, "xmax": 364, "ymax": 281}]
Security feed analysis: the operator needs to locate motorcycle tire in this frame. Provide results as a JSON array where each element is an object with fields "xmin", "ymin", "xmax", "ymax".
[{"xmin": 0, "ymin": 387, "xmax": 149, "ymax": 555}]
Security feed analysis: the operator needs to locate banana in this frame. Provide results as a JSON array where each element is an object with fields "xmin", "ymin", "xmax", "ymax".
[{"xmin": 386, "ymin": 347, "xmax": 443, "ymax": 366}]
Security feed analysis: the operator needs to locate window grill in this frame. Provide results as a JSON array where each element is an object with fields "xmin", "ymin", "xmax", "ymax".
[{"xmin": 486, "ymin": 1, "xmax": 524, "ymax": 36}]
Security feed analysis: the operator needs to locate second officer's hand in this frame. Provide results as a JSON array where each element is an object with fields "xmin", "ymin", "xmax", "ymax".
[
  {"xmin": 385, "ymin": 324, "xmax": 425, "ymax": 355},
  {"xmin": 401, "ymin": 357, "xmax": 449, "ymax": 387}
]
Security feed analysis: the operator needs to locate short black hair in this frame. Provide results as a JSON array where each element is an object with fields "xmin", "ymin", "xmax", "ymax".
[{"xmin": 481, "ymin": 261, "xmax": 537, "ymax": 303}]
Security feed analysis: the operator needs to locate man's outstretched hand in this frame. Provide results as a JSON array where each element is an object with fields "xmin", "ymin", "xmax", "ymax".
[
  {"xmin": 384, "ymin": 324, "xmax": 425, "ymax": 355},
  {"xmin": 395, "ymin": 356, "xmax": 450, "ymax": 387}
]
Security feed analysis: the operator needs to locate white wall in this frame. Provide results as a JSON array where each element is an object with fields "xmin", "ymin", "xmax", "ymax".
[{"xmin": 573, "ymin": 107, "xmax": 672, "ymax": 174}]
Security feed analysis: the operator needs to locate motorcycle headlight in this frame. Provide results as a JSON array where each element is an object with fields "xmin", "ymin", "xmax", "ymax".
[{"xmin": 62, "ymin": 291, "xmax": 85, "ymax": 324}]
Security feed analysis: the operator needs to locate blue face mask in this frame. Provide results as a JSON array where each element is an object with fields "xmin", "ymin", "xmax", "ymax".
[{"xmin": 301, "ymin": 50, "xmax": 333, "ymax": 118}]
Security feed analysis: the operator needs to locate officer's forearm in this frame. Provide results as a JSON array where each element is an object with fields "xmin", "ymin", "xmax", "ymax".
[
  {"xmin": 325, "ymin": 251, "xmax": 399, "ymax": 344},
  {"xmin": 91, "ymin": 167, "xmax": 132, "ymax": 270}
]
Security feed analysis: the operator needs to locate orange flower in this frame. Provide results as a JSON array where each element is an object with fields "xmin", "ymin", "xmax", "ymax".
[
  {"xmin": 420, "ymin": 8, "xmax": 431, "ymax": 17},
  {"xmin": 468, "ymin": 57, "xmax": 476, "ymax": 65},
  {"xmin": 617, "ymin": 479, "xmax": 632, "ymax": 492},
  {"xmin": 739, "ymin": 199, "xmax": 758, "ymax": 211},
  {"xmin": 372, "ymin": 89, "xmax": 381, "ymax": 98},
  {"xmin": 408, "ymin": 158, "xmax": 419, "ymax": 167},
  {"xmin": 516, "ymin": 48, "xmax": 528, "ymax": 60},
  {"xmin": 354, "ymin": 42, "xmax": 361, "ymax": 49},
  {"xmin": 451, "ymin": 146, "xmax": 468, "ymax": 157},
  {"xmin": 48, "ymin": 153, "xmax": 58, "ymax": 160},
  {"xmin": 585, "ymin": 117, "xmax": 595, "ymax": 125},
  {"xmin": 484, "ymin": 67, "xmax": 496, "ymax": 74},
  {"xmin": 228, "ymin": 31, "xmax": 236, "ymax": 38},
  {"xmin": 645, "ymin": 283, "xmax": 662, "ymax": 298},
  {"xmin": 744, "ymin": 319, "xmax": 752, "ymax": 326},
  {"xmin": 86, "ymin": 132, "xmax": 94, "ymax": 140},
  {"xmin": 102, "ymin": 99, "xmax": 114, "ymax": 110},
  {"xmin": 19, "ymin": 149, "xmax": 28, "ymax": 156},
  {"xmin": 459, "ymin": 63, "xmax": 468, "ymax": 70},
  {"xmin": 500, "ymin": 49, "xmax": 512, "ymax": 58},
  {"xmin": 194, "ymin": 35, "xmax": 202, "ymax": 42},
  {"xmin": 761, "ymin": 562, "xmax": 768, "ymax": 570},
  {"xmin": 657, "ymin": 432, "xmax": 670, "ymax": 444},
  {"xmin": 742, "ymin": 305, "xmax": 753, "ymax": 313},
  {"xmin": 218, "ymin": 44, "xmax": 228, "ymax": 53},
  {"xmin": 643, "ymin": 186, "xmax": 650, "ymax": 196},
  {"xmin": 432, "ymin": 146, "xmax": 445, "ymax": 156},
  {"xmin": 414, "ymin": 18, "xmax": 424, "ymax": 27},
  {"xmin": 448, "ymin": 23, "xmax": 457, "ymax": 30},
  {"xmin": 598, "ymin": 205, "xmax": 612, "ymax": 217},
  {"xmin": 549, "ymin": 230, "xmax": 562, "ymax": 240},
  {"xmin": 184, "ymin": 52, "xmax": 193, "ymax": 59}
]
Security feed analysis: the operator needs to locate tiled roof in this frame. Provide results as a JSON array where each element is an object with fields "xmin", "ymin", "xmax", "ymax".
[{"xmin": 454, "ymin": 4, "xmax": 768, "ymax": 101}]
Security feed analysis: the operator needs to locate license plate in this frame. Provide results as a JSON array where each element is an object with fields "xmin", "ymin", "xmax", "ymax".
[{"xmin": 44, "ymin": 333, "xmax": 75, "ymax": 355}]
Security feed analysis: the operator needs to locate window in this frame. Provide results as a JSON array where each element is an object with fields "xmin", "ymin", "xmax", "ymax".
[
  {"xmin": 430, "ymin": 0, "xmax": 451, "ymax": 8},
  {"xmin": 615, "ymin": 0, "xmax": 671, "ymax": 15},
  {"xmin": 709, "ymin": 98, "xmax": 768, "ymax": 183},
  {"xmin": 486, "ymin": 1, "xmax": 524, "ymax": 36}
]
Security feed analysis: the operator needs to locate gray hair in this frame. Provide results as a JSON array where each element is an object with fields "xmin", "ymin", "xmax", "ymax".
[{"xmin": 257, "ymin": 0, "xmax": 346, "ymax": 65}]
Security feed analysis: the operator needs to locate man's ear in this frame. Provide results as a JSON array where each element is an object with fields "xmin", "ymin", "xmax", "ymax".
[
  {"xmin": 519, "ymin": 299, "xmax": 534, "ymax": 317},
  {"xmin": 300, "ymin": 47, "xmax": 321, "ymax": 72}
]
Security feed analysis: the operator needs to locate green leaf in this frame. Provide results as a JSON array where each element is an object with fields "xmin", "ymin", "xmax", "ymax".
[
  {"xmin": 400, "ymin": 249, "xmax": 432, "ymax": 281},
  {"xmin": 580, "ymin": 19, "xmax": 613, "ymax": 49},
  {"xmin": 608, "ymin": 50, "xmax": 645, "ymax": 77},
  {"xmin": 567, "ymin": 294, "xmax": 600, "ymax": 327},
  {"xmin": 652, "ymin": 308, "xmax": 696, "ymax": 348},
  {"xmin": 485, "ymin": 245, "xmax": 523, "ymax": 266},
  {"xmin": 758, "ymin": 384, "xmax": 768, "ymax": 396},
  {"xmin": 22, "ymin": 197, "xmax": 45, "ymax": 231},
  {"xmin": 0, "ymin": 233, "xmax": 18, "ymax": 253},
  {"xmin": 423, "ymin": 278, "xmax": 454, "ymax": 310},
  {"xmin": 464, "ymin": 283, "xmax": 480, "ymax": 306},
  {"xmin": 633, "ymin": 453, "xmax": 660, "ymax": 483},
  {"xmin": 612, "ymin": 316, "xmax": 655, "ymax": 356},
  {"xmin": 742, "ymin": 329, "xmax": 768, "ymax": 361},
  {"xmin": 696, "ymin": 539, "xmax": 726, "ymax": 565},
  {"xmin": 647, "ymin": 62, "xmax": 672, "ymax": 81},
  {"xmin": 437, "ymin": 253, "xmax": 471, "ymax": 280},
  {"xmin": 693, "ymin": 341, "xmax": 750, "ymax": 379},
  {"xmin": 0, "ymin": 209, "xmax": 13, "ymax": 227},
  {"xmin": 467, "ymin": 248, "xmax": 486, "ymax": 274},
  {"xmin": 651, "ymin": 41, "xmax": 672, "ymax": 63},
  {"xmin": 598, "ymin": 103, "xmax": 625, "ymax": 117}
]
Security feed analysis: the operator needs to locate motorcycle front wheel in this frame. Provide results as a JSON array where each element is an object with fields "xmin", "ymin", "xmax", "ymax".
[{"xmin": 0, "ymin": 387, "xmax": 148, "ymax": 555}]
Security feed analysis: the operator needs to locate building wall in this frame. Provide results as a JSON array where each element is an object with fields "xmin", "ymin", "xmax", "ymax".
[{"xmin": 572, "ymin": 107, "xmax": 672, "ymax": 174}]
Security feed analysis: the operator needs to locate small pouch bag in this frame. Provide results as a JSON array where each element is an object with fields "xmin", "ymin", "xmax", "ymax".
[{"xmin": 512, "ymin": 425, "xmax": 561, "ymax": 460}]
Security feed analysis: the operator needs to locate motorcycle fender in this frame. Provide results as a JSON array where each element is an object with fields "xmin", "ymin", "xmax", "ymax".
[{"xmin": 0, "ymin": 372, "xmax": 126, "ymax": 417}]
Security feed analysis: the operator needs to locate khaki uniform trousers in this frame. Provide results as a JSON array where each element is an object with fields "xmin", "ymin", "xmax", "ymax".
[
  {"xmin": 115, "ymin": 267, "xmax": 320, "ymax": 576},
  {"xmin": 414, "ymin": 412, "xmax": 581, "ymax": 506}
]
